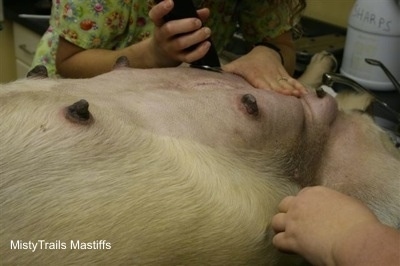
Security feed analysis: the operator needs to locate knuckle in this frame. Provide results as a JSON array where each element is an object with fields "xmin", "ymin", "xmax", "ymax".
[
  {"xmin": 161, "ymin": 23, "xmax": 174, "ymax": 36},
  {"xmin": 182, "ymin": 53, "xmax": 195, "ymax": 63},
  {"xmin": 173, "ymin": 38, "xmax": 185, "ymax": 50}
]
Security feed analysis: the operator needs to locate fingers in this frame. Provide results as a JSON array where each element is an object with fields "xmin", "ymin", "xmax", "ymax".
[
  {"xmin": 272, "ymin": 196, "xmax": 298, "ymax": 253},
  {"xmin": 271, "ymin": 196, "xmax": 293, "ymax": 236},
  {"xmin": 160, "ymin": 18, "xmax": 203, "ymax": 37},
  {"xmin": 196, "ymin": 8, "xmax": 210, "ymax": 22},
  {"xmin": 161, "ymin": 20, "xmax": 210, "ymax": 51},
  {"xmin": 272, "ymin": 212, "xmax": 297, "ymax": 254},
  {"xmin": 271, "ymin": 212, "xmax": 286, "ymax": 233},
  {"xmin": 277, "ymin": 195, "xmax": 294, "ymax": 212},
  {"xmin": 223, "ymin": 63, "xmax": 308, "ymax": 97},
  {"xmin": 149, "ymin": 0, "xmax": 174, "ymax": 27},
  {"xmin": 271, "ymin": 77, "xmax": 307, "ymax": 97},
  {"xmin": 161, "ymin": 26, "xmax": 211, "ymax": 62},
  {"xmin": 179, "ymin": 41, "xmax": 211, "ymax": 63},
  {"xmin": 150, "ymin": 1, "xmax": 209, "ymax": 26},
  {"xmin": 149, "ymin": 0, "xmax": 212, "ymax": 64},
  {"xmin": 272, "ymin": 232, "xmax": 297, "ymax": 254},
  {"xmin": 271, "ymin": 196, "xmax": 293, "ymax": 235}
]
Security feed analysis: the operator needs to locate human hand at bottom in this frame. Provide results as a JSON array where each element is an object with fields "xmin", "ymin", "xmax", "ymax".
[{"xmin": 271, "ymin": 186, "xmax": 381, "ymax": 266}]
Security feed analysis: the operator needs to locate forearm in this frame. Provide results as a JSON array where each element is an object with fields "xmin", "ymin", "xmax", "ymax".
[
  {"xmin": 275, "ymin": 43, "xmax": 296, "ymax": 76},
  {"xmin": 56, "ymin": 38, "xmax": 158, "ymax": 78},
  {"xmin": 333, "ymin": 222, "xmax": 400, "ymax": 266}
]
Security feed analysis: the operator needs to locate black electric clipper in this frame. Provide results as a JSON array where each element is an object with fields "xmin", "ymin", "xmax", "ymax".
[{"xmin": 154, "ymin": 0, "xmax": 221, "ymax": 71}]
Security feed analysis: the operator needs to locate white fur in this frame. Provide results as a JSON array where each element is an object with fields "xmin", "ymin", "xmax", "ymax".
[
  {"xmin": 0, "ymin": 73, "xmax": 398, "ymax": 265},
  {"xmin": 0, "ymin": 89, "xmax": 301, "ymax": 265}
]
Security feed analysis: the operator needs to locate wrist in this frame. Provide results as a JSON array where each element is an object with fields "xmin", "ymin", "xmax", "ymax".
[
  {"xmin": 143, "ymin": 37, "xmax": 181, "ymax": 68},
  {"xmin": 122, "ymin": 38, "xmax": 163, "ymax": 68},
  {"xmin": 137, "ymin": 38, "xmax": 161, "ymax": 68},
  {"xmin": 254, "ymin": 42, "xmax": 284, "ymax": 65},
  {"xmin": 332, "ymin": 220, "xmax": 383, "ymax": 266}
]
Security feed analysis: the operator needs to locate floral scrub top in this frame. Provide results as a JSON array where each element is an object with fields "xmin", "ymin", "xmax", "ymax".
[{"xmin": 32, "ymin": 0, "xmax": 293, "ymax": 77}]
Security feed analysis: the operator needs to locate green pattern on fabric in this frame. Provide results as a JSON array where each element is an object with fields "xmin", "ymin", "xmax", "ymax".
[
  {"xmin": 32, "ymin": 0, "xmax": 154, "ymax": 77},
  {"xmin": 33, "ymin": 0, "xmax": 293, "ymax": 77}
]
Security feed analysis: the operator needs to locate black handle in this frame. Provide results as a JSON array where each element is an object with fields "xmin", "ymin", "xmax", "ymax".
[{"xmin": 154, "ymin": 0, "xmax": 221, "ymax": 67}]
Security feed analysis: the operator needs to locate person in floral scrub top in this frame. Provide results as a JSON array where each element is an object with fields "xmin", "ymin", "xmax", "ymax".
[{"xmin": 32, "ymin": 0, "xmax": 307, "ymax": 96}]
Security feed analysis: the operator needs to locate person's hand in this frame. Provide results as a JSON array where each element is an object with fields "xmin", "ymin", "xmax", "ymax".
[
  {"xmin": 272, "ymin": 186, "xmax": 380, "ymax": 266},
  {"xmin": 222, "ymin": 45, "xmax": 307, "ymax": 97},
  {"xmin": 148, "ymin": 0, "xmax": 212, "ymax": 67}
]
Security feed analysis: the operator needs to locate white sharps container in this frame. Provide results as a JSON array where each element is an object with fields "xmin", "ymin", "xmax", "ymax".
[{"xmin": 340, "ymin": 0, "xmax": 400, "ymax": 91}]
